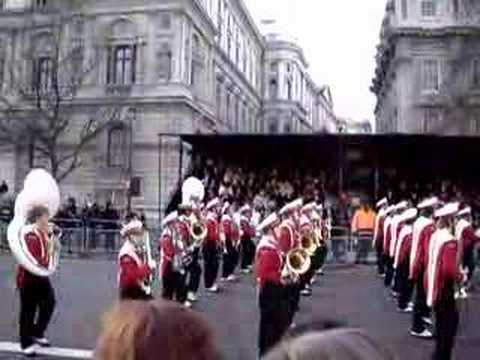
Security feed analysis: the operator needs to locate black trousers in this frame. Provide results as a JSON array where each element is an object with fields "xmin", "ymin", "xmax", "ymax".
[
  {"xmin": 120, "ymin": 286, "xmax": 153, "ymax": 301},
  {"xmin": 222, "ymin": 240, "xmax": 239, "ymax": 278},
  {"xmin": 432, "ymin": 297, "xmax": 458, "ymax": 360},
  {"xmin": 412, "ymin": 271, "xmax": 430, "ymax": 332},
  {"xmin": 162, "ymin": 264, "xmax": 188, "ymax": 303},
  {"xmin": 240, "ymin": 237, "xmax": 256, "ymax": 270},
  {"xmin": 203, "ymin": 242, "xmax": 220, "ymax": 288},
  {"xmin": 285, "ymin": 282, "xmax": 301, "ymax": 326},
  {"xmin": 376, "ymin": 241, "xmax": 385, "ymax": 275},
  {"xmin": 186, "ymin": 248, "xmax": 202, "ymax": 294},
  {"xmin": 258, "ymin": 282, "xmax": 290, "ymax": 358},
  {"xmin": 384, "ymin": 256, "xmax": 394, "ymax": 288},
  {"xmin": 463, "ymin": 244, "xmax": 476, "ymax": 283},
  {"xmin": 19, "ymin": 277, "xmax": 56, "ymax": 349},
  {"xmin": 396, "ymin": 261, "xmax": 413, "ymax": 309}
]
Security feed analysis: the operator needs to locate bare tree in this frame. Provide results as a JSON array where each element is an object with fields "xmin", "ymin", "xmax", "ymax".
[{"xmin": 0, "ymin": 3, "xmax": 121, "ymax": 182}]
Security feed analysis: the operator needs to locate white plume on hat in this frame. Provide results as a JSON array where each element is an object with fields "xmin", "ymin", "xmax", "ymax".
[
  {"xmin": 205, "ymin": 198, "xmax": 220, "ymax": 211},
  {"xmin": 162, "ymin": 211, "xmax": 178, "ymax": 227},
  {"xmin": 417, "ymin": 197, "xmax": 439, "ymax": 209},
  {"xmin": 457, "ymin": 206, "xmax": 471, "ymax": 217},
  {"xmin": 376, "ymin": 197, "xmax": 388, "ymax": 208},
  {"xmin": 257, "ymin": 213, "xmax": 279, "ymax": 233},
  {"xmin": 121, "ymin": 219, "xmax": 144, "ymax": 237},
  {"xmin": 434, "ymin": 202, "xmax": 459, "ymax": 218},
  {"xmin": 401, "ymin": 208, "xmax": 418, "ymax": 222}
]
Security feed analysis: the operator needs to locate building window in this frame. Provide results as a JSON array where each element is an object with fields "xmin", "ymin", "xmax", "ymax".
[
  {"xmin": 159, "ymin": 13, "xmax": 171, "ymax": 29},
  {"xmin": 225, "ymin": 91, "xmax": 231, "ymax": 125},
  {"xmin": 452, "ymin": 0, "xmax": 459, "ymax": 15},
  {"xmin": 107, "ymin": 126, "xmax": 127, "ymax": 167},
  {"xmin": 284, "ymin": 121, "xmax": 292, "ymax": 133},
  {"xmin": 268, "ymin": 119, "xmax": 278, "ymax": 134},
  {"xmin": 34, "ymin": 0, "xmax": 48, "ymax": 10},
  {"xmin": 270, "ymin": 61, "xmax": 278, "ymax": 73},
  {"xmin": 472, "ymin": 59, "xmax": 480, "ymax": 88},
  {"xmin": 235, "ymin": 36, "xmax": 240, "ymax": 65},
  {"xmin": 32, "ymin": 56, "xmax": 53, "ymax": 91},
  {"xmin": 470, "ymin": 116, "xmax": 480, "ymax": 134},
  {"xmin": 191, "ymin": 34, "xmax": 204, "ymax": 87},
  {"xmin": 401, "ymin": 0, "xmax": 408, "ymax": 19},
  {"xmin": 157, "ymin": 43, "xmax": 172, "ymax": 81},
  {"xmin": 422, "ymin": 108, "xmax": 441, "ymax": 133},
  {"xmin": 286, "ymin": 79, "xmax": 292, "ymax": 100},
  {"xmin": 107, "ymin": 45, "xmax": 137, "ymax": 85},
  {"xmin": 422, "ymin": 59, "xmax": 440, "ymax": 92},
  {"xmin": 269, "ymin": 79, "xmax": 278, "ymax": 99},
  {"xmin": 421, "ymin": 0, "xmax": 436, "ymax": 17},
  {"xmin": 216, "ymin": 81, "xmax": 222, "ymax": 120}
]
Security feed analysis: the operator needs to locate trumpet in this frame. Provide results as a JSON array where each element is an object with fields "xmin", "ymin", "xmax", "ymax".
[{"xmin": 281, "ymin": 248, "xmax": 311, "ymax": 282}]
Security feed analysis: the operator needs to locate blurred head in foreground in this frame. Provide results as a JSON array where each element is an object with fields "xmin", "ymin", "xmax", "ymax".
[
  {"xmin": 264, "ymin": 328, "xmax": 393, "ymax": 360},
  {"xmin": 95, "ymin": 300, "xmax": 221, "ymax": 360}
]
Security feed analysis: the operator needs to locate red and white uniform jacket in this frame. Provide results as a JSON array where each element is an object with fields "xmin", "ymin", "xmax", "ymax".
[
  {"xmin": 159, "ymin": 222, "xmax": 189, "ymax": 276},
  {"xmin": 383, "ymin": 216, "xmax": 393, "ymax": 256},
  {"xmin": 16, "ymin": 226, "xmax": 50, "ymax": 289},
  {"xmin": 389, "ymin": 216, "xmax": 405, "ymax": 258},
  {"xmin": 255, "ymin": 235, "xmax": 284, "ymax": 290},
  {"xmin": 205, "ymin": 211, "xmax": 220, "ymax": 246},
  {"xmin": 118, "ymin": 241, "xmax": 152, "ymax": 291},
  {"xmin": 455, "ymin": 219, "xmax": 480, "ymax": 261},
  {"xmin": 221, "ymin": 214, "xmax": 240, "ymax": 247},
  {"xmin": 240, "ymin": 215, "xmax": 256, "ymax": 241},
  {"xmin": 373, "ymin": 208, "xmax": 387, "ymax": 247},
  {"xmin": 410, "ymin": 217, "xmax": 435, "ymax": 281},
  {"xmin": 426, "ymin": 229, "xmax": 461, "ymax": 307},
  {"xmin": 277, "ymin": 219, "xmax": 298, "ymax": 253},
  {"xmin": 394, "ymin": 225, "xmax": 413, "ymax": 269}
]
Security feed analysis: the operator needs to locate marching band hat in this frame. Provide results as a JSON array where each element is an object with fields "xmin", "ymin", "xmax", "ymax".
[
  {"xmin": 162, "ymin": 211, "xmax": 178, "ymax": 227},
  {"xmin": 401, "ymin": 208, "xmax": 418, "ymax": 222},
  {"xmin": 221, "ymin": 202, "xmax": 230, "ymax": 215},
  {"xmin": 434, "ymin": 202, "xmax": 459, "ymax": 218},
  {"xmin": 279, "ymin": 198, "xmax": 304, "ymax": 216},
  {"xmin": 376, "ymin": 197, "xmax": 388, "ymax": 208},
  {"xmin": 121, "ymin": 219, "xmax": 144, "ymax": 237},
  {"xmin": 417, "ymin": 197, "xmax": 439, "ymax": 209},
  {"xmin": 205, "ymin": 198, "xmax": 220, "ymax": 211},
  {"xmin": 394, "ymin": 201, "xmax": 408, "ymax": 212},
  {"xmin": 239, "ymin": 204, "xmax": 251, "ymax": 214},
  {"xmin": 457, "ymin": 206, "xmax": 471, "ymax": 217},
  {"xmin": 301, "ymin": 202, "xmax": 316, "ymax": 213},
  {"xmin": 257, "ymin": 213, "xmax": 279, "ymax": 233},
  {"xmin": 384, "ymin": 205, "xmax": 396, "ymax": 215},
  {"xmin": 310, "ymin": 211, "xmax": 320, "ymax": 221}
]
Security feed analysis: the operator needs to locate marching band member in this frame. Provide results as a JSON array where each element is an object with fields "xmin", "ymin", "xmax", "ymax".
[
  {"xmin": 278, "ymin": 199, "xmax": 303, "ymax": 327},
  {"xmin": 255, "ymin": 213, "xmax": 290, "ymax": 358},
  {"xmin": 427, "ymin": 203, "xmax": 463, "ymax": 360},
  {"xmin": 203, "ymin": 198, "xmax": 221, "ymax": 292},
  {"xmin": 317, "ymin": 203, "xmax": 330, "ymax": 276},
  {"xmin": 160, "ymin": 211, "xmax": 189, "ymax": 307},
  {"xmin": 9, "ymin": 169, "xmax": 62, "ymax": 356},
  {"xmin": 298, "ymin": 202, "xmax": 317, "ymax": 296},
  {"xmin": 239, "ymin": 205, "xmax": 256, "ymax": 274},
  {"xmin": 393, "ymin": 208, "xmax": 417, "ymax": 312},
  {"xmin": 390, "ymin": 201, "xmax": 409, "ymax": 297},
  {"xmin": 309, "ymin": 205, "xmax": 326, "ymax": 281},
  {"xmin": 383, "ymin": 202, "xmax": 406, "ymax": 288},
  {"xmin": 118, "ymin": 219, "xmax": 155, "ymax": 301},
  {"xmin": 373, "ymin": 197, "xmax": 389, "ymax": 276},
  {"xmin": 220, "ymin": 202, "xmax": 240, "ymax": 282},
  {"xmin": 409, "ymin": 197, "xmax": 438, "ymax": 338},
  {"xmin": 454, "ymin": 206, "xmax": 480, "ymax": 299}
]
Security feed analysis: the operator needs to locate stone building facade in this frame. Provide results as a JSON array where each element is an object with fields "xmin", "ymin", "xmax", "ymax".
[
  {"xmin": 372, "ymin": 0, "xmax": 480, "ymax": 135},
  {"xmin": 0, "ymin": 0, "xmax": 336, "ymax": 219}
]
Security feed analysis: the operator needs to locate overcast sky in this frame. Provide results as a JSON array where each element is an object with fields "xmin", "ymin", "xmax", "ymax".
[{"xmin": 244, "ymin": 0, "xmax": 387, "ymax": 122}]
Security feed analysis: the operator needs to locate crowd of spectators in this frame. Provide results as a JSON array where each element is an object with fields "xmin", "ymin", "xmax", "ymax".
[{"xmin": 94, "ymin": 299, "xmax": 394, "ymax": 360}]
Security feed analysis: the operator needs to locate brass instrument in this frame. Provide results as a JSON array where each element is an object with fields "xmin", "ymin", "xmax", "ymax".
[
  {"xmin": 281, "ymin": 248, "xmax": 311, "ymax": 282},
  {"xmin": 47, "ymin": 222, "xmax": 63, "ymax": 258},
  {"xmin": 299, "ymin": 231, "xmax": 318, "ymax": 256},
  {"xmin": 190, "ymin": 219, "xmax": 208, "ymax": 245}
]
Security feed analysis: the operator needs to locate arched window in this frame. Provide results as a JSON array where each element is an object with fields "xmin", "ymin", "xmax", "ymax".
[
  {"xmin": 31, "ymin": 34, "xmax": 55, "ymax": 91},
  {"xmin": 107, "ymin": 125, "xmax": 127, "ymax": 167}
]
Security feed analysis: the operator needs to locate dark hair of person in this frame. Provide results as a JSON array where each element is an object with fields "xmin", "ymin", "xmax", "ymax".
[
  {"xmin": 285, "ymin": 319, "xmax": 345, "ymax": 339},
  {"xmin": 26, "ymin": 205, "xmax": 49, "ymax": 224},
  {"xmin": 264, "ymin": 328, "xmax": 393, "ymax": 360},
  {"xmin": 95, "ymin": 300, "xmax": 222, "ymax": 360}
]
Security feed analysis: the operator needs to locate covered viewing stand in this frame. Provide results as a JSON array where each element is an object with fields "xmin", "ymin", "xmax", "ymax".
[{"xmin": 158, "ymin": 133, "xmax": 480, "ymax": 218}]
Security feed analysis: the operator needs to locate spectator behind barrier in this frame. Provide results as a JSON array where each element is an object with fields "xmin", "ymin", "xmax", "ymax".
[
  {"xmin": 264, "ymin": 328, "xmax": 393, "ymax": 360},
  {"xmin": 95, "ymin": 300, "xmax": 222, "ymax": 360}
]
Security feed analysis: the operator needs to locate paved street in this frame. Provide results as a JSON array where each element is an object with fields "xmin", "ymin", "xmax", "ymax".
[{"xmin": 0, "ymin": 254, "xmax": 479, "ymax": 359}]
